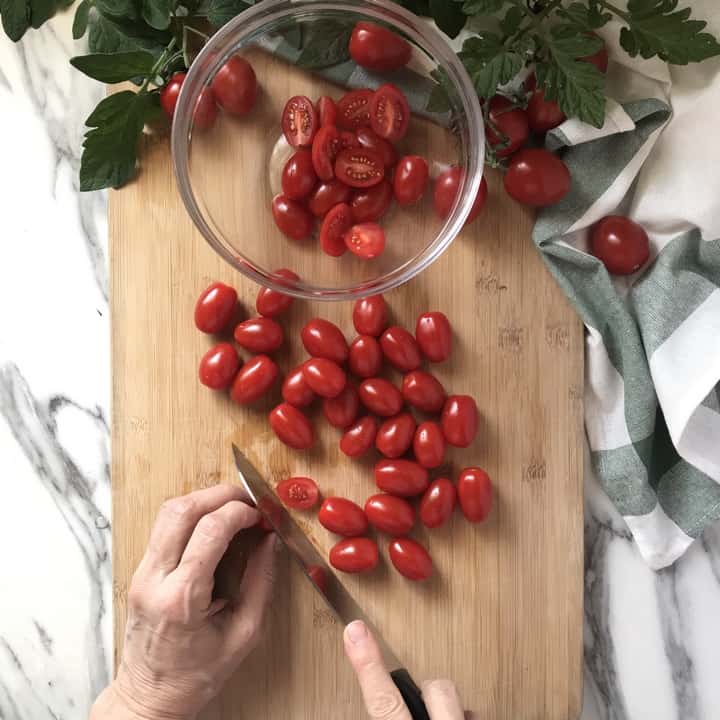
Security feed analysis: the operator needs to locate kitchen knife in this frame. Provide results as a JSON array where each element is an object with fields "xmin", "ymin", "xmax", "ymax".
[{"xmin": 232, "ymin": 445, "xmax": 430, "ymax": 720}]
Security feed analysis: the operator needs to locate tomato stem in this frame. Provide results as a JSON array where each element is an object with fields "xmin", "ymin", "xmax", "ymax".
[
  {"xmin": 140, "ymin": 37, "xmax": 178, "ymax": 93},
  {"xmin": 595, "ymin": 0, "xmax": 630, "ymax": 20}
]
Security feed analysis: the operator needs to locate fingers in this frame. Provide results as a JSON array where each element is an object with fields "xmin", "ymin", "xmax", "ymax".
[
  {"xmin": 344, "ymin": 621, "xmax": 412, "ymax": 720},
  {"xmin": 421, "ymin": 679, "xmax": 464, "ymax": 720}
]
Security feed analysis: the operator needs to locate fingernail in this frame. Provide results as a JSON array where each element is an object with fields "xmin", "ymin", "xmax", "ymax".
[{"xmin": 346, "ymin": 620, "xmax": 367, "ymax": 644}]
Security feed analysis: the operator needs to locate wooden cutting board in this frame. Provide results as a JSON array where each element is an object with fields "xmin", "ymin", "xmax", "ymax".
[{"xmin": 111, "ymin": 60, "xmax": 584, "ymax": 720}]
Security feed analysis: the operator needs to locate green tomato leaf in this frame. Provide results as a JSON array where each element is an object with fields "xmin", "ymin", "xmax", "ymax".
[
  {"xmin": 499, "ymin": 5, "xmax": 524, "ymax": 36},
  {"xmin": 95, "ymin": 0, "xmax": 138, "ymax": 21},
  {"xmin": 89, "ymin": 11, "xmax": 169, "ymax": 56},
  {"xmin": 70, "ymin": 50, "xmax": 157, "ymax": 83},
  {"xmin": 458, "ymin": 0, "xmax": 505, "ymax": 16},
  {"xmin": 297, "ymin": 19, "xmax": 352, "ymax": 69},
  {"xmin": 557, "ymin": 2, "xmax": 611, "ymax": 31},
  {"xmin": 141, "ymin": 0, "xmax": 170, "ymax": 30},
  {"xmin": 458, "ymin": 32, "xmax": 530, "ymax": 98},
  {"xmin": 207, "ymin": 0, "xmax": 252, "ymax": 28},
  {"xmin": 72, "ymin": 0, "xmax": 90, "ymax": 39},
  {"xmin": 426, "ymin": 67, "xmax": 453, "ymax": 113},
  {"xmin": 429, "ymin": 0, "xmax": 466, "ymax": 38},
  {"xmin": 0, "ymin": 0, "xmax": 30, "ymax": 41}
]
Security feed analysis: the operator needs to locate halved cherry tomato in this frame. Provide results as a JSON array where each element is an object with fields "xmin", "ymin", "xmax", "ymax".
[
  {"xmin": 335, "ymin": 148, "xmax": 384, "ymax": 188},
  {"xmin": 282, "ymin": 95, "xmax": 318, "ymax": 148},
  {"xmin": 194, "ymin": 281, "xmax": 237, "ymax": 334},
  {"xmin": 457, "ymin": 467, "xmax": 492, "ymax": 523},
  {"xmin": 271, "ymin": 195, "xmax": 314, "ymax": 240},
  {"xmin": 355, "ymin": 127, "xmax": 398, "ymax": 168},
  {"xmin": 340, "ymin": 415, "xmax": 378, "ymax": 457},
  {"xmin": 369, "ymin": 84, "xmax": 410, "ymax": 142},
  {"xmin": 318, "ymin": 497, "xmax": 368, "ymax": 536},
  {"xmin": 380, "ymin": 326, "xmax": 421, "ymax": 372},
  {"xmin": 233, "ymin": 317, "xmax": 284, "ymax": 353},
  {"xmin": 393, "ymin": 155, "xmax": 428, "ymax": 206},
  {"xmin": 376, "ymin": 412, "xmax": 416, "ymax": 458},
  {"xmin": 319, "ymin": 202, "xmax": 352, "ymax": 257},
  {"xmin": 504, "ymin": 149, "xmax": 570, "ymax": 207},
  {"xmin": 349, "ymin": 21, "xmax": 412, "ymax": 72},
  {"xmin": 365, "ymin": 494, "xmax": 415, "ymax": 536},
  {"xmin": 161, "ymin": 72, "xmax": 218, "ymax": 130},
  {"xmin": 311, "ymin": 125, "xmax": 340, "ymax": 181},
  {"xmin": 282, "ymin": 150, "xmax": 317, "ymax": 200},
  {"xmin": 348, "ymin": 335, "xmax": 383, "ymax": 378},
  {"xmin": 198, "ymin": 342, "xmax": 240, "ymax": 390},
  {"xmin": 301, "ymin": 318, "xmax": 349, "ymax": 363},
  {"xmin": 307, "ymin": 564, "xmax": 329, "ymax": 594},
  {"xmin": 486, "ymin": 95, "xmax": 529, "ymax": 158},
  {"xmin": 322, "ymin": 383, "xmax": 360, "ymax": 428},
  {"xmin": 344, "ymin": 222, "xmax": 386, "ymax": 259},
  {"xmin": 329, "ymin": 537, "xmax": 378, "ymax": 573},
  {"xmin": 317, "ymin": 95, "xmax": 337, "ymax": 127},
  {"xmin": 336, "ymin": 89, "xmax": 373, "ymax": 130},
  {"xmin": 433, "ymin": 168, "xmax": 488, "ymax": 225},
  {"xmin": 527, "ymin": 86, "xmax": 566, "ymax": 134},
  {"xmin": 282, "ymin": 365, "xmax": 315, "ymax": 407},
  {"xmin": 413, "ymin": 421, "xmax": 446, "ymax": 469},
  {"xmin": 401, "ymin": 370, "xmax": 446, "ymax": 414},
  {"xmin": 350, "ymin": 179, "xmax": 393, "ymax": 223},
  {"xmin": 276, "ymin": 476, "xmax": 319, "ymax": 510},
  {"xmin": 211, "ymin": 56, "xmax": 257, "ymax": 116},
  {"xmin": 230, "ymin": 355, "xmax": 279, "ymax": 404},
  {"xmin": 415, "ymin": 311, "xmax": 452, "ymax": 363},
  {"xmin": 389, "ymin": 538, "xmax": 432, "ymax": 581},
  {"xmin": 302, "ymin": 358, "xmax": 347, "ymax": 399},
  {"xmin": 581, "ymin": 33, "xmax": 609, "ymax": 73},
  {"xmin": 590, "ymin": 215, "xmax": 650, "ymax": 275},
  {"xmin": 419, "ymin": 477, "xmax": 456, "ymax": 529},
  {"xmin": 256, "ymin": 268, "xmax": 299, "ymax": 317},
  {"xmin": 339, "ymin": 130, "xmax": 361, "ymax": 149},
  {"xmin": 359, "ymin": 378, "xmax": 403, "ymax": 417},
  {"xmin": 268, "ymin": 402, "xmax": 314, "ymax": 449},
  {"xmin": 375, "ymin": 459, "xmax": 429, "ymax": 497},
  {"xmin": 353, "ymin": 295, "xmax": 387, "ymax": 337},
  {"xmin": 308, "ymin": 180, "xmax": 352, "ymax": 217},
  {"xmin": 441, "ymin": 395, "xmax": 479, "ymax": 448}
]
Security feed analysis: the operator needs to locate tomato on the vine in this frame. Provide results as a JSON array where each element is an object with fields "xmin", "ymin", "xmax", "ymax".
[
  {"xmin": 393, "ymin": 155, "xmax": 429, "ymax": 206},
  {"xmin": 161, "ymin": 72, "xmax": 217, "ymax": 130},
  {"xmin": 344, "ymin": 222, "xmax": 386, "ymax": 259},
  {"xmin": 527, "ymin": 87, "xmax": 566, "ymax": 134},
  {"xmin": 282, "ymin": 95, "xmax": 318, "ymax": 148},
  {"xmin": 211, "ymin": 56, "xmax": 257, "ymax": 116},
  {"xmin": 433, "ymin": 168, "xmax": 488, "ymax": 225},
  {"xmin": 335, "ymin": 148, "xmax": 385, "ymax": 188},
  {"xmin": 349, "ymin": 21, "xmax": 412, "ymax": 72},
  {"xmin": 271, "ymin": 195, "xmax": 314, "ymax": 240},
  {"xmin": 319, "ymin": 202, "xmax": 352, "ymax": 257},
  {"xmin": 590, "ymin": 215, "xmax": 650, "ymax": 275},
  {"xmin": 337, "ymin": 89, "xmax": 373, "ymax": 130},
  {"xmin": 350, "ymin": 180, "xmax": 393, "ymax": 223},
  {"xmin": 281, "ymin": 150, "xmax": 317, "ymax": 200},
  {"xmin": 198, "ymin": 343, "xmax": 240, "ymax": 390},
  {"xmin": 504, "ymin": 149, "xmax": 570, "ymax": 207},
  {"xmin": 195, "ymin": 281, "xmax": 237, "ymax": 334},
  {"xmin": 486, "ymin": 95, "xmax": 529, "ymax": 158},
  {"xmin": 369, "ymin": 84, "xmax": 410, "ymax": 142},
  {"xmin": 581, "ymin": 33, "xmax": 609, "ymax": 73},
  {"xmin": 276, "ymin": 477, "xmax": 319, "ymax": 510}
]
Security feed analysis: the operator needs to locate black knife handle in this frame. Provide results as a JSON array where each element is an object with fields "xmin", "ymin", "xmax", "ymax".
[{"xmin": 390, "ymin": 668, "xmax": 430, "ymax": 720}]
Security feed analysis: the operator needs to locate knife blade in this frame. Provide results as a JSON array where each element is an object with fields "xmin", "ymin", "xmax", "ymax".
[{"xmin": 232, "ymin": 445, "xmax": 430, "ymax": 720}]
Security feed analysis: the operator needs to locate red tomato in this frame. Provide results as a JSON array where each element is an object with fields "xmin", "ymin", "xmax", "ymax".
[
  {"xmin": 441, "ymin": 395, "xmax": 479, "ymax": 448},
  {"xmin": 257, "ymin": 497, "xmax": 282, "ymax": 532},
  {"xmin": 160, "ymin": 72, "xmax": 217, "ymax": 130},
  {"xmin": 369, "ymin": 84, "xmax": 410, "ymax": 142},
  {"xmin": 375, "ymin": 459, "xmax": 429, "ymax": 497},
  {"xmin": 364, "ymin": 494, "xmax": 415, "ymax": 535},
  {"xmin": 457, "ymin": 467, "xmax": 492, "ymax": 523},
  {"xmin": 282, "ymin": 95, "xmax": 318, "ymax": 148},
  {"xmin": 307, "ymin": 564, "xmax": 329, "ymax": 594},
  {"xmin": 268, "ymin": 402, "xmax": 314, "ymax": 449},
  {"xmin": 271, "ymin": 195, "xmax": 314, "ymax": 240},
  {"xmin": 504, "ymin": 149, "xmax": 571, "ymax": 207},
  {"xmin": 344, "ymin": 222, "xmax": 386, "ymax": 259},
  {"xmin": 353, "ymin": 295, "xmax": 387, "ymax": 337},
  {"xmin": 486, "ymin": 95, "xmax": 529, "ymax": 158},
  {"xmin": 308, "ymin": 180, "xmax": 352, "ymax": 217},
  {"xmin": 393, "ymin": 156, "xmax": 428, "ymax": 206},
  {"xmin": 359, "ymin": 378, "xmax": 403, "ymax": 417},
  {"xmin": 376, "ymin": 412, "xmax": 416, "ymax": 458},
  {"xmin": 317, "ymin": 96, "xmax": 337, "ymax": 127},
  {"xmin": 401, "ymin": 370, "xmax": 446, "ymax": 414},
  {"xmin": 318, "ymin": 497, "xmax": 368, "ymax": 536},
  {"xmin": 380, "ymin": 326, "xmax": 421, "ymax": 372},
  {"xmin": 337, "ymin": 89, "xmax": 373, "ymax": 130},
  {"xmin": 329, "ymin": 537, "xmax": 378, "ymax": 573},
  {"xmin": 419, "ymin": 477, "xmax": 456, "ymax": 529},
  {"xmin": 256, "ymin": 268, "xmax": 299, "ymax": 318},
  {"xmin": 340, "ymin": 415, "xmax": 378, "ymax": 457},
  {"xmin": 302, "ymin": 358, "xmax": 347, "ymax": 399},
  {"xmin": 348, "ymin": 335, "xmax": 383, "ymax": 378},
  {"xmin": 301, "ymin": 318, "xmax": 349, "ymax": 363},
  {"xmin": 413, "ymin": 421, "xmax": 446, "ymax": 469},
  {"xmin": 198, "ymin": 342, "xmax": 240, "ymax": 390},
  {"xmin": 281, "ymin": 150, "xmax": 317, "ymax": 200},
  {"xmin": 276, "ymin": 476, "xmax": 319, "ymax": 510},
  {"xmin": 433, "ymin": 168, "xmax": 488, "ymax": 224},
  {"xmin": 319, "ymin": 202, "xmax": 352, "ymax": 257},
  {"xmin": 322, "ymin": 383, "xmax": 360, "ymax": 428},
  {"xmin": 233, "ymin": 317, "xmax": 283, "ymax": 353},
  {"xmin": 350, "ymin": 180, "xmax": 393, "ymax": 223},
  {"xmin": 339, "ymin": 130, "xmax": 361, "ymax": 149},
  {"xmin": 349, "ymin": 21, "xmax": 412, "ymax": 72},
  {"xmin": 194, "ymin": 281, "xmax": 237, "ymax": 334},
  {"xmin": 355, "ymin": 127, "xmax": 398, "ymax": 168},
  {"xmin": 311, "ymin": 125, "xmax": 341, "ymax": 181},
  {"xmin": 527, "ymin": 87, "xmax": 566, "ymax": 134},
  {"xmin": 211, "ymin": 56, "xmax": 256, "ymax": 116},
  {"xmin": 230, "ymin": 355, "xmax": 279, "ymax": 404},
  {"xmin": 282, "ymin": 365, "xmax": 315, "ymax": 408},
  {"xmin": 415, "ymin": 311, "xmax": 452, "ymax": 363},
  {"xmin": 160, "ymin": 72, "xmax": 185, "ymax": 118},
  {"xmin": 389, "ymin": 538, "xmax": 432, "ymax": 581},
  {"xmin": 590, "ymin": 215, "xmax": 650, "ymax": 275},
  {"xmin": 335, "ymin": 148, "xmax": 384, "ymax": 188},
  {"xmin": 581, "ymin": 33, "xmax": 609, "ymax": 73}
]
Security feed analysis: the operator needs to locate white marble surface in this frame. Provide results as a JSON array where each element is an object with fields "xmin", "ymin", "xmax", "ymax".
[{"xmin": 1, "ymin": 10, "xmax": 719, "ymax": 720}]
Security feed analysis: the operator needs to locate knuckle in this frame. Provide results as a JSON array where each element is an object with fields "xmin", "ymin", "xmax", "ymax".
[
  {"xmin": 156, "ymin": 590, "xmax": 188, "ymax": 623},
  {"xmin": 367, "ymin": 689, "xmax": 406, "ymax": 720},
  {"xmin": 160, "ymin": 496, "xmax": 196, "ymax": 520},
  {"xmin": 196, "ymin": 513, "xmax": 227, "ymax": 540},
  {"xmin": 423, "ymin": 677, "xmax": 458, "ymax": 699},
  {"xmin": 237, "ymin": 618, "xmax": 261, "ymax": 649}
]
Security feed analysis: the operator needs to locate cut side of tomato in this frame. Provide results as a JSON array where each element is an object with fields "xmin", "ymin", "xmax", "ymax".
[
  {"xmin": 335, "ymin": 148, "xmax": 385, "ymax": 189},
  {"xmin": 276, "ymin": 476, "xmax": 319, "ymax": 510},
  {"xmin": 311, "ymin": 125, "xmax": 341, "ymax": 181},
  {"xmin": 355, "ymin": 127, "xmax": 398, "ymax": 168},
  {"xmin": 282, "ymin": 95, "xmax": 318, "ymax": 148},
  {"xmin": 320, "ymin": 203, "xmax": 353, "ymax": 257},
  {"xmin": 369, "ymin": 84, "xmax": 410, "ymax": 142},
  {"xmin": 336, "ymin": 89, "xmax": 373, "ymax": 130},
  {"xmin": 344, "ymin": 222, "xmax": 386, "ymax": 259}
]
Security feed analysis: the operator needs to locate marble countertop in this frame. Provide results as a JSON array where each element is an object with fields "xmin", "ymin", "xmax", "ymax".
[{"xmin": 1, "ymin": 12, "xmax": 719, "ymax": 720}]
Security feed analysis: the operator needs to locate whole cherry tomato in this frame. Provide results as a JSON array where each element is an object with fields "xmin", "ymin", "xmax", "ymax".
[
  {"xmin": 335, "ymin": 148, "xmax": 385, "ymax": 188},
  {"xmin": 364, "ymin": 494, "xmax": 415, "ymax": 536},
  {"xmin": 281, "ymin": 150, "xmax": 317, "ymax": 200},
  {"xmin": 350, "ymin": 180, "xmax": 393, "ymax": 223},
  {"xmin": 312, "ymin": 125, "xmax": 341, "ymax": 181},
  {"xmin": 322, "ymin": 383, "xmax": 360, "ymax": 428},
  {"xmin": 419, "ymin": 477, "xmax": 456, "ymax": 529},
  {"xmin": 256, "ymin": 268, "xmax": 299, "ymax": 318},
  {"xmin": 318, "ymin": 497, "xmax": 368, "ymax": 537},
  {"xmin": 282, "ymin": 365, "xmax": 315, "ymax": 408},
  {"xmin": 457, "ymin": 467, "xmax": 492, "ymax": 523},
  {"xmin": 375, "ymin": 459, "xmax": 429, "ymax": 497},
  {"xmin": 581, "ymin": 33, "xmax": 609, "ymax": 73},
  {"xmin": 353, "ymin": 295, "xmax": 387, "ymax": 336},
  {"xmin": 160, "ymin": 72, "xmax": 186, "ymax": 118},
  {"xmin": 415, "ymin": 311, "xmax": 452, "ymax": 363},
  {"xmin": 308, "ymin": 179, "xmax": 352, "ymax": 217},
  {"xmin": 349, "ymin": 21, "xmax": 412, "ymax": 72},
  {"xmin": 233, "ymin": 317, "xmax": 283, "ymax": 353},
  {"xmin": 388, "ymin": 538, "xmax": 432, "ymax": 581},
  {"xmin": 590, "ymin": 215, "xmax": 650, "ymax": 275},
  {"xmin": 301, "ymin": 318, "xmax": 349, "ymax": 363},
  {"xmin": 276, "ymin": 476, "xmax": 319, "ymax": 510},
  {"xmin": 211, "ymin": 56, "xmax": 257, "ymax": 116},
  {"xmin": 433, "ymin": 168, "xmax": 488, "ymax": 225},
  {"xmin": 307, "ymin": 564, "xmax": 329, "ymax": 594},
  {"xmin": 401, "ymin": 370, "xmax": 446, "ymax": 413},
  {"xmin": 282, "ymin": 95, "xmax": 318, "ymax": 148},
  {"xmin": 359, "ymin": 378, "xmax": 403, "ymax": 417},
  {"xmin": 441, "ymin": 395, "xmax": 479, "ymax": 448},
  {"xmin": 329, "ymin": 537, "xmax": 378, "ymax": 573},
  {"xmin": 348, "ymin": 335, "xmax": 383, "ymax": 378},
  {"xmin": 369, "ymin": 84, "xmax": 410, "ymax": 142},
  {"xmin": 271, "ymin": 195, "xmax": 314, "ymax": 240},
  {"xmin": 393, "ymin": 155, "xmax": 429, "ymax": 206},
  {"xmin": 316, "ymin": 96, "xmax": 337, "ymax": 127},
  {"xmin": 194, "ymin": 281, "xmax": 237, "ymax": 334},
  {"xmin": 340, "ymin": 416, "xmax": 378, "ymax": 457},
  {"xmin": 302, "ymin": 358, "xmax": 347, "ymax": 399},
  {"xmin": 198, "ymin": 342, "xmax": 240, "ymax": 390},
  {"xmin": 380, "ymin": 326, "xmax": 421, "ymax": 372},
  {"xmin": 376, "ymin": 412, "xmax": 416, "ymax": 459},
  {"xmin": 504, "ymin": 149, "xmax": 571, "ymax": 207},
  {"xmin": 486, "ymin": 95, "xmax": 529, "ymax": 158},
  {"xmin": 344, "ymin": 222, "xmax": 386, "ymax": 259},
  {"xmin": 413, "ymin": 421, "xmax": 446, "ymax": 469},
  {"xmin": 527, "ymin": 86, "xmax": 566, "ymax": 134},
  {"xmin": 319, "ymin": 202, "xmax": 352, "ymax": 257},
  {"xmin": 336, "ymin": 89, "xmax": 373, "ymax": 130},
  {"xmin": 230, "ymin": 355, "xmax": 279, "ymax": 404},
  {"xmin": 268, "ymin": 402, "xmax": 314, "ymax": 449},
  {"xmin": 160, "ymin": 72, "xmax": 218, "ymax": 130},
  {"xmin": 355, "ymin": 127, "xmax": 398, "ymax": 168}
]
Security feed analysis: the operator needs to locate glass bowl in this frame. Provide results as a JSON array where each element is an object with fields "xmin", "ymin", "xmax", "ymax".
[{"xmin": 172, "ymin": 0, "xmax": 484, "ymax": 301}]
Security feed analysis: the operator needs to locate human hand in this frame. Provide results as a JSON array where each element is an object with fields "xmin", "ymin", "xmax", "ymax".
[{"xmin": 344, "ymin": 620, "xmax": 465, "ymax": 720}]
